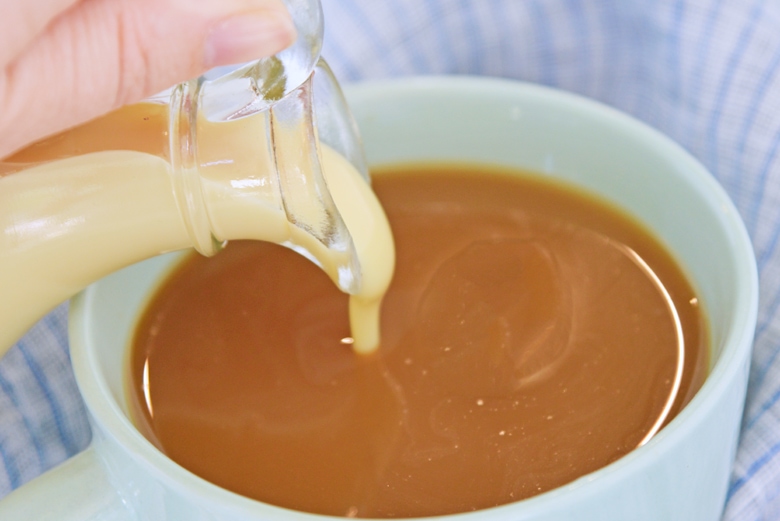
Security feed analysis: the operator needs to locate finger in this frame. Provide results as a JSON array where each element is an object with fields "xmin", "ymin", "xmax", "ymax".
[
  {"xmin": 0, "ymin": 0, "xmax": 81, "ymax": 66},
  {"xmin": 0, "ymin": 0, "xmax": 296, "ymax": 158}
]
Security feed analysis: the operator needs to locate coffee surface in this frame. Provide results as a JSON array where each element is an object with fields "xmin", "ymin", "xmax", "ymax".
[{"xmin": 129, "ymin": 164, "xmax": 708, "ymax": 518}]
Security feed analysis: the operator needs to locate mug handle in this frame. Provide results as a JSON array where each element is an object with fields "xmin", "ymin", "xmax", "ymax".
[{"xmin": 0, "ymin": 444, "xmax": 133, "ymax": 520}]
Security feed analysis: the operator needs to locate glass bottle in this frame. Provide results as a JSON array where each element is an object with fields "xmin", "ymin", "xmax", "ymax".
[{"xmin": 0, "ymin": 0, "xmax": 387, "ymax": 355}]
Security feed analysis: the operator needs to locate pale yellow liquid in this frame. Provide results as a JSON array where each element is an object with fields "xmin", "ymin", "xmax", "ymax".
[{"xmin": 0, "ymin": 103, "xmax": 394, "ymax": 355}]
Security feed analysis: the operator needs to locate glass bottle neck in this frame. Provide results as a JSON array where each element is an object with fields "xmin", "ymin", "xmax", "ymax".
[{"xmin": 168, "ymin": 61, "xmax": 365, "ymax": 294}]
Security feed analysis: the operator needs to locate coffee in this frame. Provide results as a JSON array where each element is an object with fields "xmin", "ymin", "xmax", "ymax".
[{"xmin": 128, "ymin": 164, "xmax": 707, "ymax": 518}]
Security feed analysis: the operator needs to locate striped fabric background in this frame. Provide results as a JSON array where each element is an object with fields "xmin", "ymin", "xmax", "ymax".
[{"xmin": 2, "ymin": 1, "xmax": 780, "ymax": 519}]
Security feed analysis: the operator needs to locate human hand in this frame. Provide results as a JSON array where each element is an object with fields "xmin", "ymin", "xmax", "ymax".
[{"xmin": 0, "ymin": 0, "xmax": 296, "ymax": 159}]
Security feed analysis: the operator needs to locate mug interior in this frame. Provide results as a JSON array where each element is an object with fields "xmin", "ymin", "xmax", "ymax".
[{"xmin": 70, "ymin": 77, "xmax": 758, "ymax": 519}]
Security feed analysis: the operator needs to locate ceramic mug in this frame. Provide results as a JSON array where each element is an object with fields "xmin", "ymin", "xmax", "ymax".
[{"xmin": 0, "ymin": 77, "xmax": 758, "ymax": 521}]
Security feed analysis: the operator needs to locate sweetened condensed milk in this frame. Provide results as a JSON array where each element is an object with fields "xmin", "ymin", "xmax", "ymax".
[
  {"xmin": 128, "ymin": 164, "xmax": 708, "ymax": 518},
  {"xmin": 0, "ymin": 101, "xmax": 393, "ymax": 356}
]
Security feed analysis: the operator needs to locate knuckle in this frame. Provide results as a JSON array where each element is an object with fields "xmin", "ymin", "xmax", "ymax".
[
  {"xmin": 111, "ymin": 2, "xmax": 201, "ymax": 108},
  {"xmin": 112, "ymin": 6, "xmax": 150, "ymax": 107}
]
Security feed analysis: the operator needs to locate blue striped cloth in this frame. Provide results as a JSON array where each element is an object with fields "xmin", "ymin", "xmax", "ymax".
[{"xmin": 2, "ymin": 1, "xmax": 780, "ymax": 518}]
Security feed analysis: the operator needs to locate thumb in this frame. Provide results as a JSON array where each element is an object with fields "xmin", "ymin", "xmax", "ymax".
[{"xmin": 0, "ymin": 0, "xmax": 296, "ymax": 158}]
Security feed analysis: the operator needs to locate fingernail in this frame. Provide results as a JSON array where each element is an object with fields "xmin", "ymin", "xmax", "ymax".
[{"xmin": 204, "ymin": 10, "xmax": 296, "ymax": 68}]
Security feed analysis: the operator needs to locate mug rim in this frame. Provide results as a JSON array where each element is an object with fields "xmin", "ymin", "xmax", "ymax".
[{"xmin": 70, "ymin": 75, "xmax": 759, "ymax": 520}]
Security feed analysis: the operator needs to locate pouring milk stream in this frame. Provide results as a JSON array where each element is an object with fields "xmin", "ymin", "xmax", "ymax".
[{"xmin": 0, "ymin": 2, "xmax": 394, "ymax": 357}]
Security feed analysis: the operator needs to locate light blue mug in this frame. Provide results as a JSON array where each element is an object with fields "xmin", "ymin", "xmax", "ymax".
[{"xmin": 0, "ymin": 77, "xmax": 758, "ymax": 520}]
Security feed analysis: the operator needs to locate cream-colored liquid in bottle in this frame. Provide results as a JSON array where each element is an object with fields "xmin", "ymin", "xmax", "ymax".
[{"xmin": 0, "ymin": 101, "xmax": 394, "ymax": 356}]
